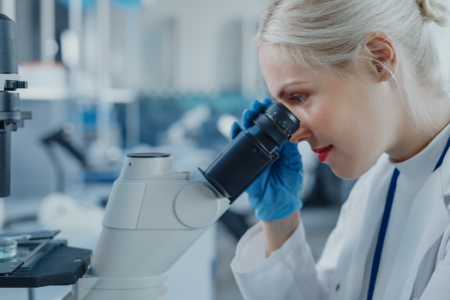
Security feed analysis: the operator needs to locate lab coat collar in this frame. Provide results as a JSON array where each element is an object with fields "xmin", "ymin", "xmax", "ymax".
[
  {"xmin": 440, "ymin": 148, "xmax": 450, "ymax": 198},
  {"xmin": 332, "ymin": 153, "xmax": 450, "ymax": 300},
  {"xmin": 331, "ymin": 158, "xmax": 393, "ymax": 300},
  {"xmin": 387, "ymin": 164, "xmax": 450, "ymax": 300},
  {"xmin": 383, "ymin": 150, "xmax": 450, "ymax": 300},
  {"xmin": 390, "ymin": 122, "xmax": 450, "ymax": 186}
]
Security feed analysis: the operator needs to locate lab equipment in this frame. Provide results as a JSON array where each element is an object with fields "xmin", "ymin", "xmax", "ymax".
[
  {"xmin": 0, "ymin": 12, "xmax": 298, "ymax": 297},
  {"xmin": 41, "ymin": 126, "xmax": 87, "ymax": 193},
  {"xmin": 0, "ymin": 12, "xmax": 91, "ymax": 294},
  {"xmin": 212, "ymin": 99, "xmax": 303, "ymax": 221},
  {"xmin": 4, "ymin": 105, "xmax": 295, "ymax": 298},
  {"xmin": 0, "ymin": 230, "xmax": 91, "ymax": 287},
  {"xmin": 200, "ymin": 100, "xmax": 300, "ymax": 204},
  {"xmin": 63, "ymin": 153, "xmax": 230, "ymax": 300},
  {"xmin": 0, "ymin": 13, "xmax": 30, "ymax": 198}
]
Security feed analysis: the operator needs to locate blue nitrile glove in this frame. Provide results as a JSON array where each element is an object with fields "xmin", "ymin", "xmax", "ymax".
[{"xmin": 230, "ymin": 99, "xmax": 304, "ymax": 221}]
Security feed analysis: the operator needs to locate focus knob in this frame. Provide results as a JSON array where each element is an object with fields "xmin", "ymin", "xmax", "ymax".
[{"xmin": 4, "ymin": 80, "xmax": 28, "ymax": 91}]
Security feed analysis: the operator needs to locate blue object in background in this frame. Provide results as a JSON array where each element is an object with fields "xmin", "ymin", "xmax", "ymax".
[
  {"xmin": 59, "ymin": 0, "xmax": 142, "ymax": 10},
  {"xmin": 82, "ymin": 106, "xmax": 97, "ymax": 132},
  {"xmin": 110, "ymin": 0, "xmax": 143, "ymax": 10},
  {"xmin": 58, "ymin": 0, "xmax": 96, "ymax": 10},
  {"xmin": 230, "ymin": 99, "xmax": 304, "ymax": 221}
]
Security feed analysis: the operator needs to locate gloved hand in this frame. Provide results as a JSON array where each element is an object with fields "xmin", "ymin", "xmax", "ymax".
[{"xmin": 230, "ymin": 99, "xmax": 304, "ymax": 221}]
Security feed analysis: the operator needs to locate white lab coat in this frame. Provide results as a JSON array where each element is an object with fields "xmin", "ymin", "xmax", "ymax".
[{"xmin": 231, "ymin": 152, "xmax": 450, "ymax": 300}]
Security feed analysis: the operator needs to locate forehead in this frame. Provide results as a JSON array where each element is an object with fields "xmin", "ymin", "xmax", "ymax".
[{"xmin": 259, "ymin": 44, "xmax": 322, "ymax": 96}]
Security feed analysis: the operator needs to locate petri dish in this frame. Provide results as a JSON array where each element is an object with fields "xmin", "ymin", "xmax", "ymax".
[{"xmin": 0, "ymin": 238, "xmax": 17, "ymax": 262}]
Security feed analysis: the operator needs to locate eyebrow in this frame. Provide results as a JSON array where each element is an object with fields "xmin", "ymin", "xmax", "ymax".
[{"xmin": 277, "ymin": 81, "xmax": 306, "ymax": 98}]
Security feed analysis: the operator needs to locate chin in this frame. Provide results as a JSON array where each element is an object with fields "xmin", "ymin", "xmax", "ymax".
[{"xmin": 328, "ymin": 157, "xmax": 372, "ymax": 180}]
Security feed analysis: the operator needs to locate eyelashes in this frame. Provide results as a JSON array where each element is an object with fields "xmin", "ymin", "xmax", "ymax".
[{"xmin": 288, "ymin": 94, "xmax": 307, "ymax": 103}]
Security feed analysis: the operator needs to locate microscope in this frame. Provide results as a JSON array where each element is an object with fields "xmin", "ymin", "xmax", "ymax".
[
  {"xmin": 63, "ymin": 103, "xmax": 300, "ymax": 300},
  {"xmin": 0, "ymin": 12, "xmax": 301, "ymax": 300},
  {"xmin": 0, "ymin": 14, "xmax": 30, "ymax": 198},
  {"xmin": 0, "ymin": 13, "xmax": 92, "ymax": 294}
]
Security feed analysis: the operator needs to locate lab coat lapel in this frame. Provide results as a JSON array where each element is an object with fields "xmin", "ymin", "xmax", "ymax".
[
  {"xmin": 384, "ymin": 157, "xmax": 450, "ymax": 300},
  {"xmin": 337, "ymin": 200, "xmax": 382, "ymax": 300},
  {"xmin": 331, "ymin": 162, "xmax": 392, "ymax": 300}
]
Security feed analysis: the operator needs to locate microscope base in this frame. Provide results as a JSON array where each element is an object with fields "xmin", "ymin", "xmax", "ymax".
[{"xmin": 63, "ymin": 273, "xmax": 168, "ymax": 300}]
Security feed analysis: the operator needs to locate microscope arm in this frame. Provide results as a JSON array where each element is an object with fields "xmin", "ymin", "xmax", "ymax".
[
  {"xmin": 173, "ymin": 182, "xmax": 230, "ymax": 228},
  {"xmin": 64, "ymin": 154, "xmax": 230, "ymax": 300}
]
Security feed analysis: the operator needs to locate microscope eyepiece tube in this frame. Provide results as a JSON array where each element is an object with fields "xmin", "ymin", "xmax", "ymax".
[{"xmin": 200, "ymin": 102, "xmax": 300, "ymax": 203}]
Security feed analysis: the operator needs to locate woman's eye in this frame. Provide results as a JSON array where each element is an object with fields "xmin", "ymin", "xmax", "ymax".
[{"xmin": 289, "ymin": 94, "xmax": 307, "ymax": 103}]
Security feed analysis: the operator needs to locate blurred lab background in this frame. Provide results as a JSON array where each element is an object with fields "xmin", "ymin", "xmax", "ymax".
[{"xmin": 1, "ymin": 0, "xmax": 449, "ymax": 299}]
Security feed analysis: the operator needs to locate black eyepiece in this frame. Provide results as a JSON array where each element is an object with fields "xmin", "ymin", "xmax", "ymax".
[
  {"xmin": 201, "ymin": 101, "xmax": 300, "ymax": 203},
  {"xmin": 265, "ymin": 102, "xmax": 300, "ymax": 135},
  {"xmin": 252, "ymin": 102, "xmax": 300, "ymax": 149}
]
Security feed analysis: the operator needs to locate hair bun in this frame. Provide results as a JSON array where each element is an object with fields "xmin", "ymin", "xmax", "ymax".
[{"xmin": 418, "ymin": 0, "xmax": 450, "ymax": 27}]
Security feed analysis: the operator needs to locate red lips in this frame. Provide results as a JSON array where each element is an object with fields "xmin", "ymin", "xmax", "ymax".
[{"xmin": 312, "ymin": 145, "xmax": 333, "ymax": 163}]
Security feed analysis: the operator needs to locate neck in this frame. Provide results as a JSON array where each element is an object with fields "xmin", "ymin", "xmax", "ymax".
[{"xmin": 387, "ymin": 101, "xmax": 450, "ymax": 163}]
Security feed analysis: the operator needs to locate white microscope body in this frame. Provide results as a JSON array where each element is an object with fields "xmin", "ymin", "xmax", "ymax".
[{"xmin": 64, "ymin": 153, "xmax": 230, "ymax": 300}]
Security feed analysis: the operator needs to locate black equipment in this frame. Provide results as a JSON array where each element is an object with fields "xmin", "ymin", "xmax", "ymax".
[
  {"xmin": 0, "ymin": 230, "xmax": 91, "ymax": 287},
  {"xmin": 200, "ymin": 102, "xmax": 300, "ymax": 203},
  {"xmin": 0, "ymin": 14, "xmax": 30, "ymax": 198},
  {"xmin": 0, "ymin": 14, "xmax": 91, "ymax": 294},
  {"xmin": 41, "ymin": 127, "xmax": 87, "ymax": 193}
]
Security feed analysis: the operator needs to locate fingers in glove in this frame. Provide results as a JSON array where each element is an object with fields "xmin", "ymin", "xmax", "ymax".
[
  {"xmin": 262, "ymin": 98, "xmax": 274, "ymax": 107},
  {"xmin": 241, "ymin": 99, "xmax": 275, "ymax": 129},
  {"xmin": 277, "ymin": 142, "xmax": 303, "ymax": 173},
  {"xmin": 241, "ymin": 100, "xmax": 264, "ymax": 129},
  {"xmin": 229, "ymin": 122, "xmax": 243, "ymax": 141}
]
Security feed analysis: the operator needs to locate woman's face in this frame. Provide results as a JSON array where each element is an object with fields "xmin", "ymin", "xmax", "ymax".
[{"xmin": 259, "ymin": 44, "xmax": 399, "ymax": 179}]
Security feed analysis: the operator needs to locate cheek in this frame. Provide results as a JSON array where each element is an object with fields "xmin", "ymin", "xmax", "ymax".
[
  {"xmin": 327, "ymin": 116, "xmax": 384, "ymax": 179},
  {"xmin": 308, "ymin": 107, "xmax": 333, "ymax": 131},
  {"xmin": 306, "ymin": 96, "xmax": 382, "ymax": 179},
  {"xmin": 301, "ymin": 101, "xmax": 342, "ymax": 143}
]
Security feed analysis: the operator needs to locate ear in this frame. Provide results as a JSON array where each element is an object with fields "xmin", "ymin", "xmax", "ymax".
[{"xmin": 361, "ymin": 32, "xmax": 398, "ymax": 82}]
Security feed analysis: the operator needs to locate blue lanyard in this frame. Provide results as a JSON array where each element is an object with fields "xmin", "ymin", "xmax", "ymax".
[{"xmin": 367, "ymin": 135, "xmax": 450, "ymax": 300}]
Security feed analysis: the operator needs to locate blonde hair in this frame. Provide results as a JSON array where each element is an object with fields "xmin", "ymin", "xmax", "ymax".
[{"xmin": 256, "ymin": 0, "xmax": 450, "ymax": 131}]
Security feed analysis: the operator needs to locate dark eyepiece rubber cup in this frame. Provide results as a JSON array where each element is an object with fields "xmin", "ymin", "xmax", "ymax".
[
  {"xmin": 253, "ymin": 102, "xmax": 300, "ymax": 148},
  {"xmin": 201, "ymin": 102, "xmax": 300, "ymax": 203},
  {"xmin": 265, "ymin": 102, "xmax": 300, "ymax": 135}
]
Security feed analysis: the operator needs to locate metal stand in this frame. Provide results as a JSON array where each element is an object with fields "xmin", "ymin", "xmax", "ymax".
[{"xmin": 27, "ymin": 288, "xmax": 35, "ymax": 300}]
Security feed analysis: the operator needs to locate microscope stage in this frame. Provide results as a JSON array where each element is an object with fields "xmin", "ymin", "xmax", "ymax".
[{"xmin": 0, "ymin": 241, "xmax": 91, "ymax": 288}]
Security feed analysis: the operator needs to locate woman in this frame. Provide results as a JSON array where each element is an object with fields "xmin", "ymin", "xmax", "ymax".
[{"xmin": 230, "ymin": 0, "xmax": 450, "ymax": 299}]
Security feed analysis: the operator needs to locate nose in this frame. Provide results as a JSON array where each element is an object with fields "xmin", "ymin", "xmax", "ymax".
[{"xmin": 289, "ymin": 122, "xmax": 311, "ymax": 143}]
